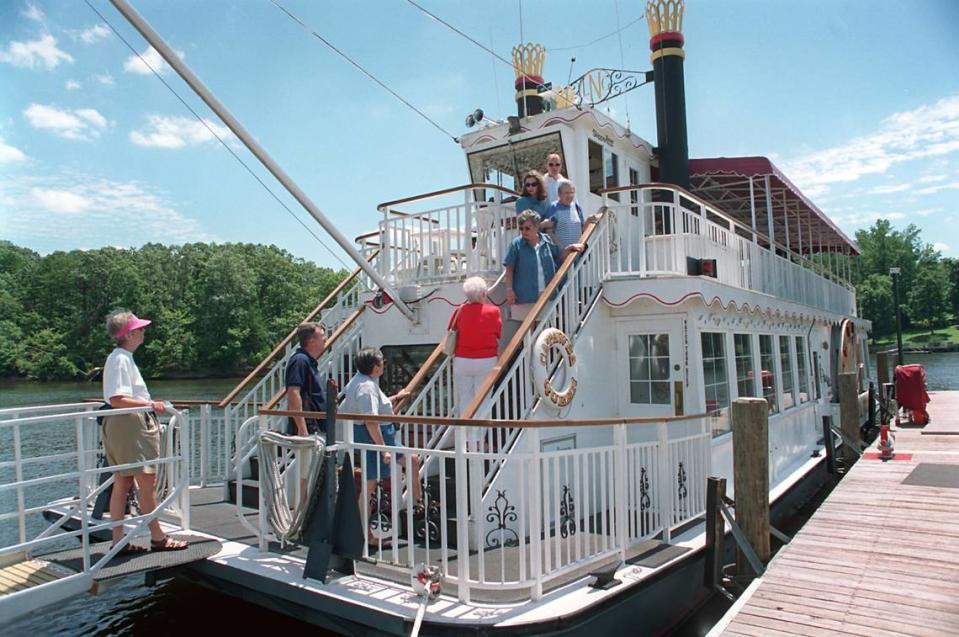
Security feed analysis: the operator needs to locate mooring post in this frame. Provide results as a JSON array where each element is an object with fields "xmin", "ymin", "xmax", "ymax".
[
  {"xmin": 876, "ymin": 350, "xmax": 889, "ymax": 414},
  {"xmin": 731, "ymin": 398, "xmax": 770, "ymax": 577},
  {"xmin": 839, "ymin": 372, "xmax": 860, "ymax": 464},
  {"xmin": 821, "ymin": 415, "xmax": 836, "ymax": 474},
  {"xmin": 704, "ymin": 477, "xmax": 726, "ymax": 589}
]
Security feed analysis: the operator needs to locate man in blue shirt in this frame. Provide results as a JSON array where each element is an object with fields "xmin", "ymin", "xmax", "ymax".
[
  {"xmin": 286, "ymin": 322, "xmax": 327, "ymax": 436},
  {"xmin": 504, "ymin": 210, "xmax": 583, "ymax": 322},
  {"xmin": 541, "ymin": 181, "xmax": 600, "ymax": 248}
]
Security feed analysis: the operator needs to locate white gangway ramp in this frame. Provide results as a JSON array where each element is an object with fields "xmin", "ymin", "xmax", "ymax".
[{"xmin": 0, "ymin": 403, "xmax": 215, "ymax": 624}]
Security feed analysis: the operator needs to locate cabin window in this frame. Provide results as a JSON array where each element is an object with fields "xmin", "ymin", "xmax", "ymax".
[
  {"xmin": 701, "ymin": 332, "xmax": 730, "ymax": 437},
  {"xmin": 796, "ymin": 336, "xmax": 810, "ymax": 403},
  {"xmin": 628, "ymin": 333, "xmax": 671, "ymax": 405},
  {"xmin": 759, "ymin": 335, "xmax": 779, "ymax": 414},
  {"xmin": 588, "ymin": 140, "xmax": 620, "ymax": 200},
  {"xmin": 466, "ymin": 132, "xmax": 564, "ymax": 200},
  {"xmin": 734, "ymin": 333, "xmax": 756, "ymax": 398},
  {"xmin": 779, "ymin": 335, "xmax": 795, "ymax": 409}
]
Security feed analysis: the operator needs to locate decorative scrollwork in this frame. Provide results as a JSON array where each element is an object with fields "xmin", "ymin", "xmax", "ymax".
[
  {"xmin": 369, "ymin": 480, "xmax": 392, "ymax": 538},
  {"xmin": 677, "ymin": 462, "xmax": 688, "ymax": 501},
  {"xmin": 485, "ymin": 490, "xmax": 519, "ymax": 549},
  {"xmin": 569, "ymin": 68, "xmax": 651, "ymax": 107},
  {"xmin": 414, "ymin": 486, "xmax": 441, "ymax": 544},
  {"xmin": 639, "ymin": 467, "xmax": 651, "ymax": 512},
  {"xmin": 559, "ymin": 485, "xmax": 577, "ymax": 538}
]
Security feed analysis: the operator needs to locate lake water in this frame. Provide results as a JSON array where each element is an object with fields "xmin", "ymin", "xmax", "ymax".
[{"xmin": 4, "ymin": 354, "xmax": 958, "ymax": 636}]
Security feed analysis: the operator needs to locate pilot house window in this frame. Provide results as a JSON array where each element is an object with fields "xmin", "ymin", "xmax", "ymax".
[
  {"xmin": 589, "ymin": 140, "xmax": 619, "ymax": 200},
  {"xmin": 466, "ymin": 132, "xmax": 564, "ymax": 200}
]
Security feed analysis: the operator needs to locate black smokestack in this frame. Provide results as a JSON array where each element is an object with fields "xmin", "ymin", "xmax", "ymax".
[
  {"xmin": 512, "ymin": 43, "xmax": 546, "ymax": 118},
  {"xmin": 647, "ymin": 0, "xmax": 689, "ymax": 188}
]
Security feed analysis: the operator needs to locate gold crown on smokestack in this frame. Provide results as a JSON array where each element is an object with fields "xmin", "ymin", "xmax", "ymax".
[
  {"xmin": 512, "ymin": 43, "xmax": 546, "ymax": 80},
  {"xmin": 646, "ymin": 0, "xmax": 685, "ymax": 38}
]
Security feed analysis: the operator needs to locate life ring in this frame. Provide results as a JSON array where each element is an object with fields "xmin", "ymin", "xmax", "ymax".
[
  {"xmin": 839, "ymin": 319, "xmax": 857, "ymax": 374},
  {"xmin": 532, "ymin": 328, "xmax": 578, "ymax": 410}
]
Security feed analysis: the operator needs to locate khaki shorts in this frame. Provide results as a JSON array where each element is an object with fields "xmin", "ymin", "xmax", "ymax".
[{"xmin": 102, "ymin": 412, "xmax": 161, "ymax": 476}]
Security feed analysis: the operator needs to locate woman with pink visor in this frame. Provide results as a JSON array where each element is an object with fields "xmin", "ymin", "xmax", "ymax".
[{"xmin": 102, "ymin": 309, "xmax": 187, "ymax": 554}]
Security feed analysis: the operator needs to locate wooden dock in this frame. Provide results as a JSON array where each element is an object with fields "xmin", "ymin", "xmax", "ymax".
[{"xmin": 711, "ymin": 390, "xmax": 959, "ymax": 637}]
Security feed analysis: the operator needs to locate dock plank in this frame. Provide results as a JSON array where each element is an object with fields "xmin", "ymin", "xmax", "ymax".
[{"xmin": 717, "ymin": 391, "xmax": 959, "ymax": 635}]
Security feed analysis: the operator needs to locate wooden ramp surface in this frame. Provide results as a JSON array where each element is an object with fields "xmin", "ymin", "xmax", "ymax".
[
  {"xmin": 0, "ymin": 559, "xmax": 74, "ymax": 596},
  {"xmin": 715, "ymin": 390, "xmax": 959, "ymax": 637}
]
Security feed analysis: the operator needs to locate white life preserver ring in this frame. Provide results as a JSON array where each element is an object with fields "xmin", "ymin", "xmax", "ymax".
[{"xmin": 532, "ymin": 328, "xmax": 578, "ymax": 410}]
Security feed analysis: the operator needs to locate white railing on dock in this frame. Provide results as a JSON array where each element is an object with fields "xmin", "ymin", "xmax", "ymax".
[
  {"xmin": 0, "ymin": 404, "xmax": 191, "ymax": 582},
  {"xmin": 602, "ymin": 186, "xmax": 856, "ymax": 316}
]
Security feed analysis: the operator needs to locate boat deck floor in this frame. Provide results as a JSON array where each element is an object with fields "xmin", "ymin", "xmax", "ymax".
[{"xmin": 713, "ymin": 390, "xmax": 959, "ymax": 636}]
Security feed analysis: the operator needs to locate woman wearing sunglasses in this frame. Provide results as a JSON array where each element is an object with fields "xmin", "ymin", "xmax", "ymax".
[{"xmin": 516, "ymin": 170, "xmax": 548, "ymax": 217}]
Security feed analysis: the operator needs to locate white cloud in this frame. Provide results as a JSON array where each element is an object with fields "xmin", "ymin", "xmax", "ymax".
[
  {"xmin": 934, "ymin": 242, "xmax": 950, "ymax": 253},
  {"xmin": 0, "ymin": 137, "xmax": 28, "ymax": 163},
  {"xmin": 832, "ymin": 211, "xmax": 906, "ymax": 226},
  {"xmin": 79, "ymin": 24, "xmax": 111, "ymax": 45},
  {"xmin": 31, "ymin": 187, "xmax": 91, "ymax": 213},
  {"xmin": 22, "ymin": 3, "xmax": 44, "ymax": 22},
  {"xmin": 129, "ymin": 114, "xmax": 234, "ymax": 149},
  {"xmin": 783, "ymin": 95, "xmax": 959, "ymax": 197},
  {"xmin": 0, "ymin": 35, "xmax": 74, "ymax": 70},
  {"xmin": 914, "ymin": 181, "xmax": 959, "ymax": 196},
  {"xmin": 917, "ymin": 175, "xmax": 946, "ymax": 184},
  {"xmin": 123, "ymin": 46, "xmax": 182, "ymax": 75},
  {"xmin": 1, "ymin": 173, "xmax": 217, "ymax": 250},
  {"xmin": 65, "ymin": 79, "xmax": 81, "ymax": 91},
  {"xmin": 95, "ymin": 73, "xmax": 115, "ymax": 86},
  {"xmin": 867, "ymin": 183, "xmax": 910, "ymax": 195},
  {"xmin": 23, "ymin": 103, "xmax": 109, "ymax": 141}
]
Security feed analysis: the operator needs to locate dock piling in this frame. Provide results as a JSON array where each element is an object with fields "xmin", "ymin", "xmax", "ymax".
[
  {"xmin": 821, "ymin": 415, "xmax": 836, "ymax": 474},
  {"xmin": 704, "ymin": 477, "xmax": 726, "ymax": 590},
  {"xmin": 731, "ymin": 398, "xmax": 770, "ymax": 578}
]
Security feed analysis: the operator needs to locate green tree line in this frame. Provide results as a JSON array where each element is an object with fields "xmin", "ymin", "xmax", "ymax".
[
  {"xmin": 0, "ymin": 241, "xmax": 345, "ymax": 381},
  {"xmin": 851, "ymin": 219, "xmax": 959, "ymax": 341}
]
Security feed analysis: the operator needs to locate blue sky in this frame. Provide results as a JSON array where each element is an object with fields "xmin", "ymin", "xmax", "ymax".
[{"xmin": 2, "ymin": 0, "xmax": 958, "ymax": 267}]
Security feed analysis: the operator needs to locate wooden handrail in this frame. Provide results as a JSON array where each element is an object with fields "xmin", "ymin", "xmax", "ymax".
[
  {"xmin": 217, "ymin": 250, "xmax": 378, "ymax": 408},
  {"xmin": 377, "ymin": 182, "xmax": 520, "ymax": 213},
  {"xmin": 599, "ymin": 182, "xmax": 855, "ymax": 286},
  {"xmin": 460, "ymin": 215, "xmax": 605, "ymax": 420},
  {"xmin": 261, "ymin": 305, "xmax": 367, "ymax": 411},
  {"xmin": 261, "ymin": 408, "xmax": 708, "ymax": 429}
]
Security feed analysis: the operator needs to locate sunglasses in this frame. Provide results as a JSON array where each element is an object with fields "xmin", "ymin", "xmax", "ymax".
[
  {"xmin": 548, "ymin": 162, "xmax": 561, "ymax": 166},
  {"xmin": 520, "ymin": 224, "xmax": 536, "ymax": 231},
  {"xmin": 524, "ymin": 182, "xmax": 538, "ymax": 188}
]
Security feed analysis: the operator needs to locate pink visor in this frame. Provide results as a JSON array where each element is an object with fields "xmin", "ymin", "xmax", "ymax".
[{"xmin": 114, "ymin": 314, "xmax": 151, "ymax": 340}]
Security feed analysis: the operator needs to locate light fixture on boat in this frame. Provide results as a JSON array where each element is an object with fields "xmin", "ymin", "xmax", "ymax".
[{"xmin": 465, "ymin": 108, "xmax": 501, "ymax": 129}]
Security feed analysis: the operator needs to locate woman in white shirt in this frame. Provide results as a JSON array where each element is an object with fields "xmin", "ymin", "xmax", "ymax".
[{"xmin": 102, "ymin": 309, "xmax": 186, "ymax": 554}]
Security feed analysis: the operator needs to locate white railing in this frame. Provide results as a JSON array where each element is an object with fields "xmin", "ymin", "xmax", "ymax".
[
  {"xmin": 316, "ymin": 417, "xmax": 710, "ymax": 603},
  {"xmin": 378, "ymin": 186, "xmax": 520, "ymax": 285},
  {"xmin": 603, "ymin": 186, "xmax": 856, "ymax": 316},
  {"xmin": 184, "ymin": 403, "xmax": 229, "ymax": 486},
  {"xmin": 0, "ymin": 404, "xmax": 191, "ymax": 598}
]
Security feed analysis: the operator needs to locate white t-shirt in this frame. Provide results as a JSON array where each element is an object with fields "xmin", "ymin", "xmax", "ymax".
[
  {"xmin": 340, "ymin": 373, "xmax": 392, "ymax": 418},
  {"xmin": 102, "ymin": 347, "xmax": 151, "ymax": 403}
]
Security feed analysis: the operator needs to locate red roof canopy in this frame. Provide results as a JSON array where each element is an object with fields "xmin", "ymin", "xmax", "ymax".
[{"xmin": 688, "ymin": 156, "xmax": 859, "ymax": 255}]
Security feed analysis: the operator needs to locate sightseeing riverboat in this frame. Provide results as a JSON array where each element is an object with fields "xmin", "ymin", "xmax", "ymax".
[{"xmin": 0, "ymin": 1, "xmax": 872, "ymax": 634}]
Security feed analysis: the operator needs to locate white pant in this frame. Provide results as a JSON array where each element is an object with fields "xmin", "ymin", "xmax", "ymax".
[{"xmin": 454, "ymin": 356, "xmax": 497, "ymax": 416}]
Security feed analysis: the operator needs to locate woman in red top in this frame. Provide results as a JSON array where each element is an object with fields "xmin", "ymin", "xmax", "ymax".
[{"xmin": 450, "ymin": 276, "xmax": 502, "ymax": 416}]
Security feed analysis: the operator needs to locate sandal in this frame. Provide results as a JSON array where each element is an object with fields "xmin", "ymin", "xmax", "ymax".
[
  {"xmin": 114, "ymin": 543, "xmax": 149, "ymax": 556},
  {"xmin": 150, "ymin": 536, "xmax": 188, "ymax": 552}
]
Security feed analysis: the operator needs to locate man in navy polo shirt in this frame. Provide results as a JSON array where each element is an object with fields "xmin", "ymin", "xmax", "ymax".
[
  {"xmin": 504, "ymin": 210, "xmax": 583, "ymax": 322},
  {"xmin": 286, "ymin": 322, "xmax": 327, "ymax": 436}
]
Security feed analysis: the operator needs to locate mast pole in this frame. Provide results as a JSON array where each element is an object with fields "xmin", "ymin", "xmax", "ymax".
[{"xmin": 110, "ymin": 0, "xmax": 416, "ymax": 320}]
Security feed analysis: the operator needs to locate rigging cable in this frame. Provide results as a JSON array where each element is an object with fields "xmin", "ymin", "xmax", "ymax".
[
  {"xmin": 614, "ymin": 0, "xmax": 632, "ymax": 130},
  {"xmin": 551, "ymin": 14, "xmax": 645, "ymax": 51},
  {"xmin": 269, "ymin": 0, "xmax": 458, "ymax": 142},
  {"xmin": 82, "ymin": 0, "xmax": 352, "ymax": 271}
]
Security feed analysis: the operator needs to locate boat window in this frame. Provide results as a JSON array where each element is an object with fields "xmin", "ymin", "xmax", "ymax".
[
  {"xmin": 759, "ymin": 335, "xmax": 779, "ymax": 414},
  {"xmin": 796, "ymin": 336, "xmax": 810, "ymax": 403},
  {"xmin": 588, "ymin": 140, "xmax": 620, "ymax": 201},
  {"xmin": 628, "ymin": 333, "xmax": 671, "ymax": 405},
  {"xmin": 701, "ymin": 332, "xmax": 730, "ymax": 437},
  {"xmin": 629, "ymin": 167, "xmax": 640, "ymax": 216},
  {"xmin": 466, "ymin": 132, "xmax": 564, "ymax": 201},
  {"xmin": 779, "ymin": 335, "xmax": 795, "ymax": 409},
  {"xmin": 734, "ymin": 333, "xmax": 756, "ymax": 398}
]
